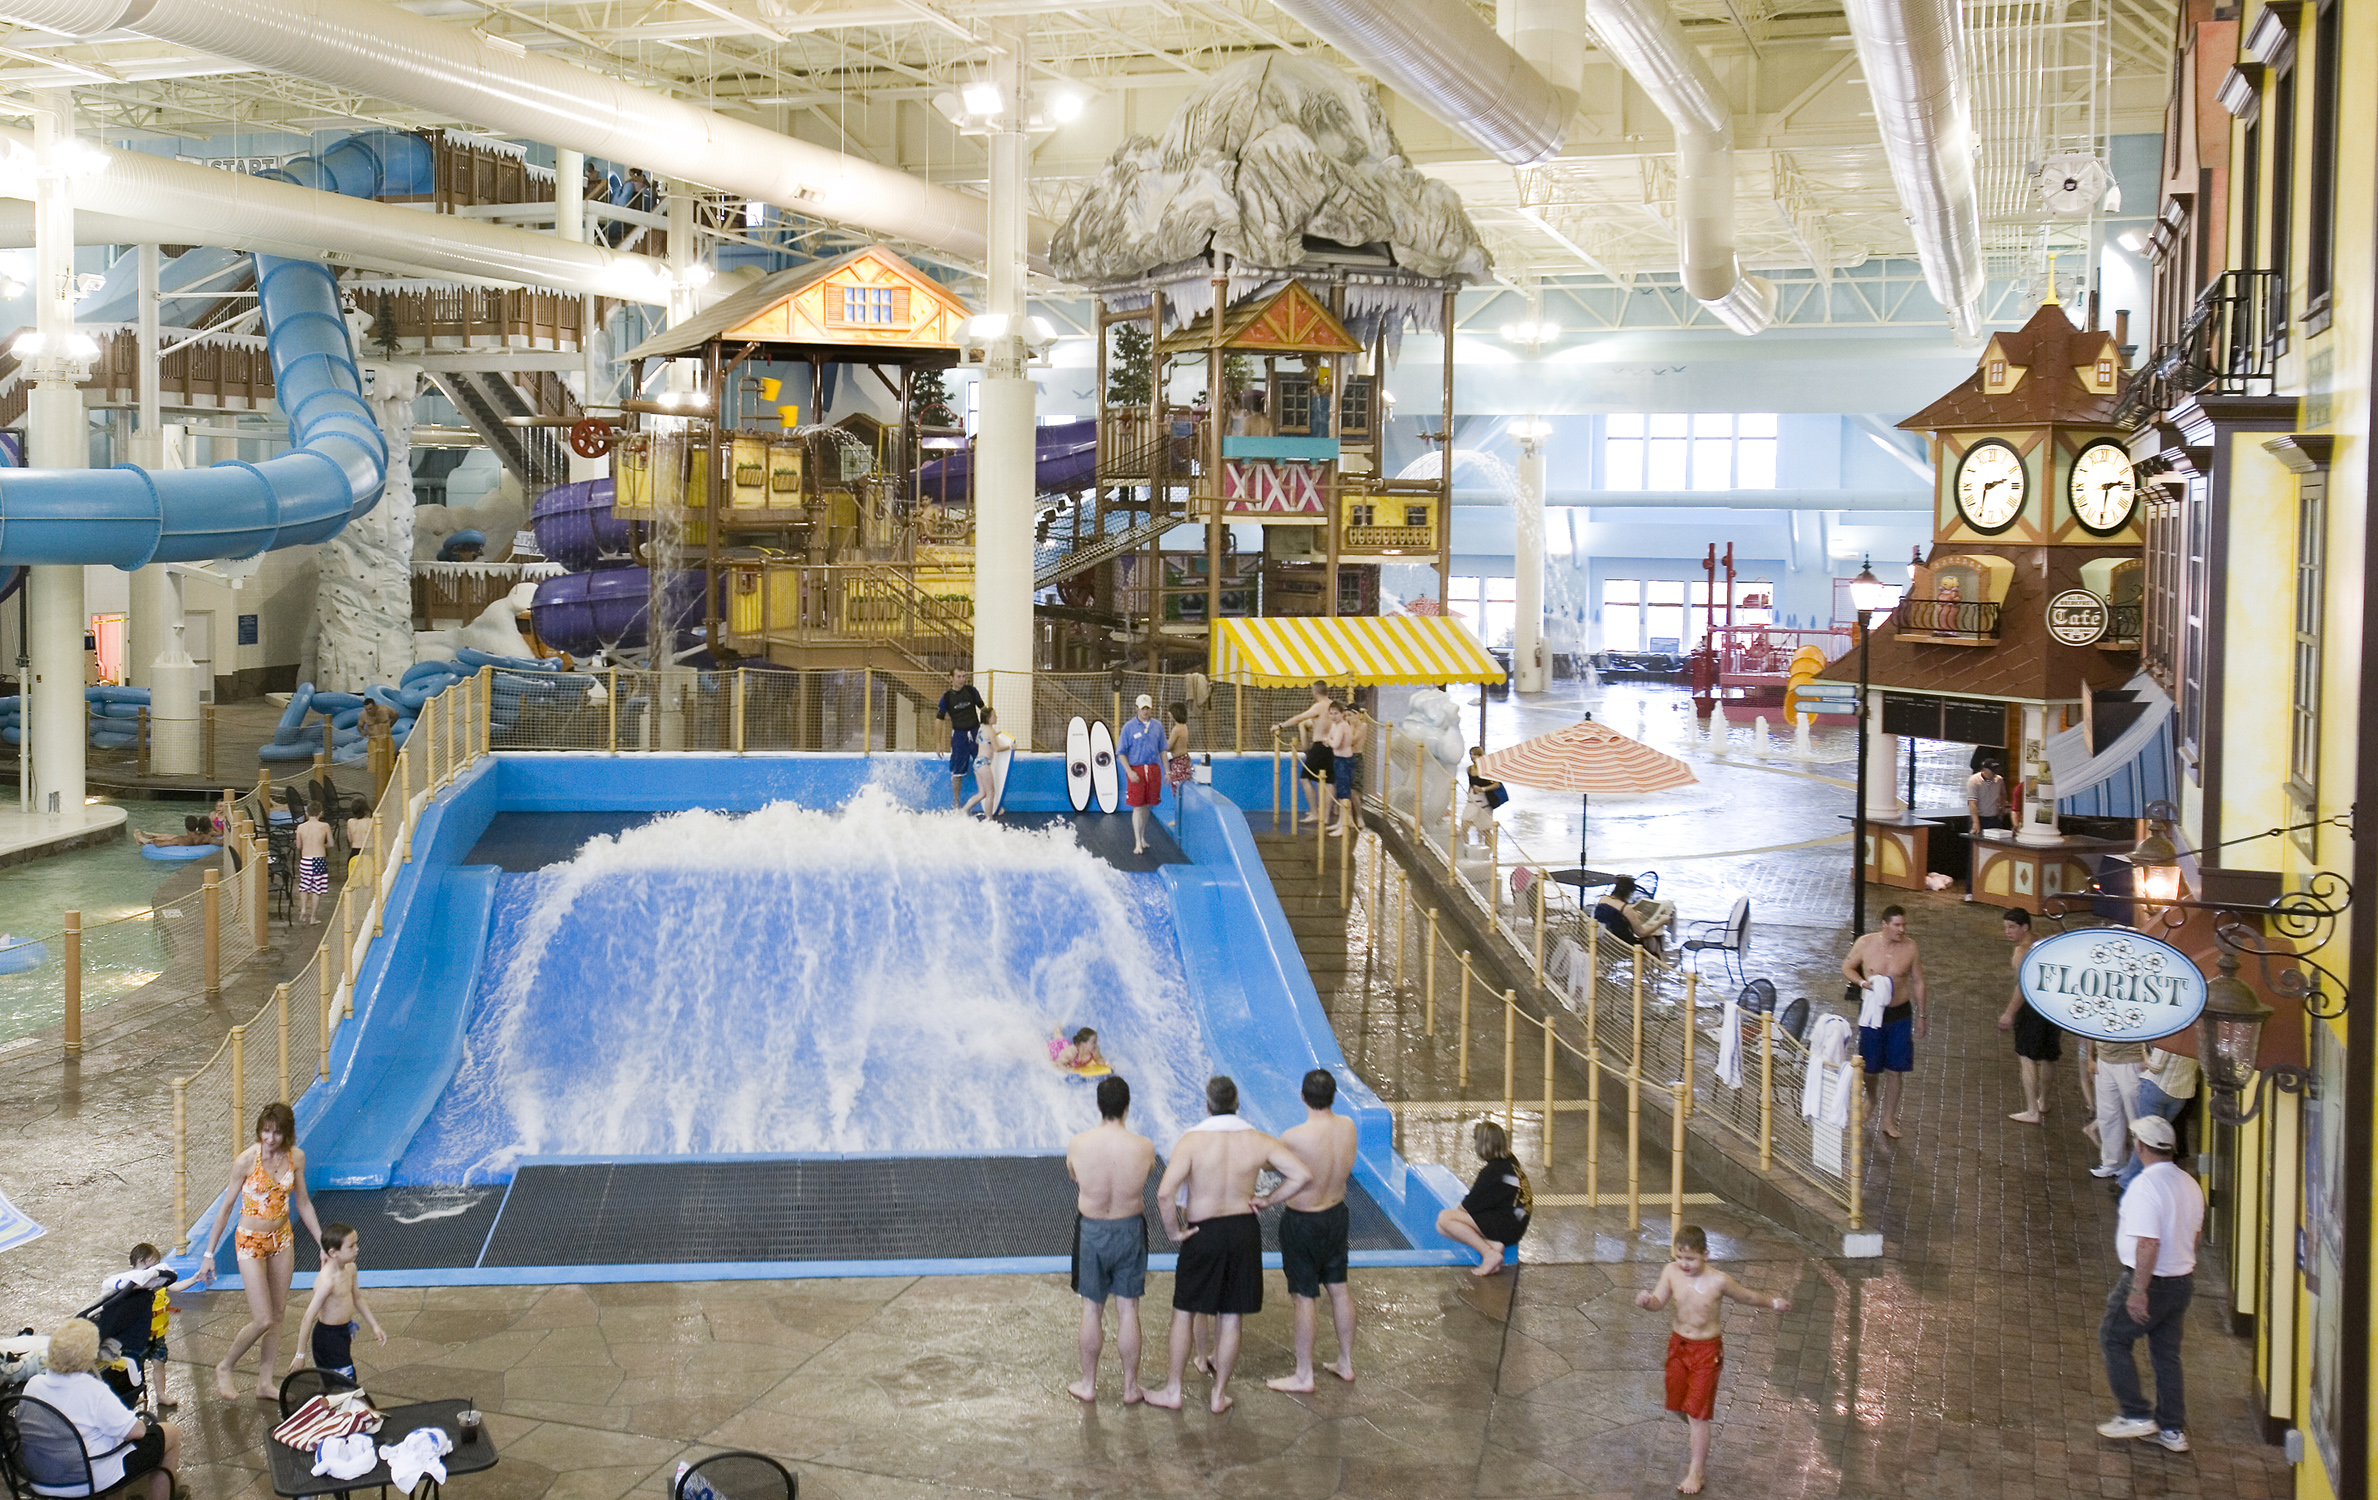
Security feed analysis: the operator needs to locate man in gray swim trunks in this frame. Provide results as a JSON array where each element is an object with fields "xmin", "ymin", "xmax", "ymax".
[
  {"xmin": 1268, "ymin": 1068, "xmax": 1359, "ymax": 1393},
  {"xmin": 1065, "ymin": 1075, "xmax": 1156, "ymax": 1403}
]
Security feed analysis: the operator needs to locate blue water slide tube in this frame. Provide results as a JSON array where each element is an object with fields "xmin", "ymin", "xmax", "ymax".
[
  {"xmin": 0, "ymin": 130, "xmax": 428, "ymax": 569},
  {"xmin": 914, "ymin": 417, "xmax": 1098, "ymax": 502}
]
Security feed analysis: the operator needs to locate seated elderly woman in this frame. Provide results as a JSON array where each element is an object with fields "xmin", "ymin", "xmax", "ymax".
[{"xmin": 19, "ymin": 1317, "xmax": 183, "ymax": 1500}]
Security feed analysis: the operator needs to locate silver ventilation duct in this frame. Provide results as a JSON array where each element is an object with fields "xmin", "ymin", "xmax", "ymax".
[
  {"xmin": 1583, "ymin": 0, "xmax": 1775, "ymax": 335},
  {"xmin": 1836, "ymin": 0, "xmax": 1985, "ymax": 342},
  {"xmin": 1267, "ymin": 0, "xmax": 1575, "ymax": 166},
  {"xmin": 0, "ymin": 0, "xmax": 1017, "ymax": 262}
]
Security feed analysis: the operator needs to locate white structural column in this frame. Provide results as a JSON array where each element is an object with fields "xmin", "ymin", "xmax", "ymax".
[
  {"xmin": 1863, "ymin": 689, "xmax": 1904, "ymax": 816},
  {"xmin": 555, "ymin": 147, "xmax": 608, "ymax": 484},
  {"xmin": 126, "ymin": 242, "xmax": 164, "ymax": 690},
  {"xmin": 971, "ymin": 24, "xmax": 1036, "ymax": 746},
  {"xmin": 1511, "ymin": 420, "xmax": 1548, "ymax": 692},
  {"xmin": 24, "ymin": 90, "xmax": 86, "ymax": 816},
  {"xmin": 2013, "ymin": 701, "xmax": 2064, "ymax": 844}
]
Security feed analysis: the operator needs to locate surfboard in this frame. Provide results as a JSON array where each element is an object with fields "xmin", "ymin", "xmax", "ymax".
[
  {"xmin": 1066, "ymin": 717, "xmax": 1092, "ymax": 812},
  {"xmin": 1089, "ymin": 720, "xmax": 1119, "ymax": 813},
  {"xmin": 983, "ymin": 731, "xmax": 1016, "ymax": 816}
]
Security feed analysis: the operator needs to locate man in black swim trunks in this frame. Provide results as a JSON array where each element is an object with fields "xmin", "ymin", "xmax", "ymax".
[
  {"xmin": 1267, "ymin": 1069, "xmax": 1360, "ymax": 1393},
  {"xmin": 1144, "ymin": 1076, "xmax": 1312, "ymax": 1415}
]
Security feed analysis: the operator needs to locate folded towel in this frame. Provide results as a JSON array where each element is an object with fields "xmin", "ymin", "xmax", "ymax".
[
  {"xmin": 1857, "ymin": 974, "xmax": 1892, "ymax": 1030},
  {"xmin": 313, "ymin": 1433, "xmax": 377, "ymax": 1481}
]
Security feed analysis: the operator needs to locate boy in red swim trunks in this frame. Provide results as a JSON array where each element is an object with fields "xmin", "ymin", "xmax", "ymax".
[{"xmin": 1633, "ymin": 1225, "xmax": 1792, "ymax": 1495}]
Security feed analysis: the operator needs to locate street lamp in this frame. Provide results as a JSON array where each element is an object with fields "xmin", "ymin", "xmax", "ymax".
[
  {"xmin": 2129, "ymin": 808, "xmax": 2186, "ymax": 920},
  {"xmin": 2195, "ymin": 945, "xmax": 2311, "ymax": 1124},
  {"xmin": 1848, "ymin": 557, "xmax": 1891, "ymax": 935}
]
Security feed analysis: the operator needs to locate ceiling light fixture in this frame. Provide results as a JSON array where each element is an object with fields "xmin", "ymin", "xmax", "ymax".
[
  {"xmin": 961, "ymin": 80, "xmax": 1004, "ymax": 118},
  {"xmin": 1047, "ymin": 87, "xmax": 1086, "ymax": 124}
]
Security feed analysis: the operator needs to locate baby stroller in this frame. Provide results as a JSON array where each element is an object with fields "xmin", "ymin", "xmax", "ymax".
[{"xmin": 76, "ymin": 1269, "xmax": 175, "ymax": 1416}]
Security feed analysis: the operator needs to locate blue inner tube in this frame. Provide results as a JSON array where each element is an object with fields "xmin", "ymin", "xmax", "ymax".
[
  {"xmin": 0, "ymin": 939, "xmax": 47, "ymax": 975},
  {"xmin": 141, "ymin": 842, "xmax": 218, "ymax": 862}
]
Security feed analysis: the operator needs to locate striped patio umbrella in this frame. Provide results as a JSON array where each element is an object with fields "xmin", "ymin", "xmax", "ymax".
[{"xmin": 1476, "ymin": 717, "xmax": 1697, "ymax": 868}]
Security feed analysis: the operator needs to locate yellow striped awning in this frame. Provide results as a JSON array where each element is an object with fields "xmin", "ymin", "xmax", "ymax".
[{"xmin": 1210, "ymin": 615, "xmax": 1504, "ymax": 687}]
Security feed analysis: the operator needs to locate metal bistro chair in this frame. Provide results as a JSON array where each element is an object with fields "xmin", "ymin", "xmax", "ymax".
[
  {"xmin": 1680, "ymin": 895, "xmax": 1751, "ymax": 984},
  {"xmin": 0, "ymin": 1393, "xmax": 174, "ymax": 1500},
  {"xmin": 673, "ymin": 1450, "xmax": 799, "ymax": 1500},
  {"xmin": 276, "ymin": 1367, "xmax": 359, "ymax": 1417}
]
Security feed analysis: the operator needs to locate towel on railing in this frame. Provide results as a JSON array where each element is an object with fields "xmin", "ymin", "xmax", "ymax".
[
  {"xmin": 1551, "ymin": 936, "xmax": 1590, "ymax": 1009},
  {"xmin": 1716, "ymin": 998, "xmax": 1744, "ymax": 1088},
  {"xmin": 1856, "ymin": 974, "xmax": 1892, "ymax": 1030},
  {"xmin": 1801, "ymin": 1013, "xmax": 1855, "ymax": 1125}
]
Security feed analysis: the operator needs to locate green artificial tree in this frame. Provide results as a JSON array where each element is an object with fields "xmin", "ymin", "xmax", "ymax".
[
  {"xmin": 1107, "ymin": 321, "xmax": 1153, "ymax": 410},
  {"xmin": 909, "ymin": 366, "xmax": 959, "ymax": 429}
]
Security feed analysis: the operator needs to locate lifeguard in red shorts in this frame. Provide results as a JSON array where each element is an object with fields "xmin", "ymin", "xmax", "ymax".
[
  {"xmin": 1117, "ymin": 694, "xmax": 1169, "ymax": 856},
  {"xmin": 1635, "ymin": 1225, "xmax": 1793, "ymax": 1495}
]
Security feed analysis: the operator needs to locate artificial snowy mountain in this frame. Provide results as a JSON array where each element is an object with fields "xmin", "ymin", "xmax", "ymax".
[{"xmin": 1050, "ymin": 54, "xmax": 1489, "ymax": 287}]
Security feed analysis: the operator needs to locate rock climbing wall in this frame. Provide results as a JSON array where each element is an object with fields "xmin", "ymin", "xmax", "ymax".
[{"xmin": 313, "ymin": 368, "xmax": 421, "ymax": 691}]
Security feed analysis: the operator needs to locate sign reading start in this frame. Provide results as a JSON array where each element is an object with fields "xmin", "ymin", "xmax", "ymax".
[{"xmin": 2017, "ymin": 927, "xmax": 2207, "ymax": 1042}]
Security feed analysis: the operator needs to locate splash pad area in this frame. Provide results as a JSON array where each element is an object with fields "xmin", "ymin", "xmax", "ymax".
[{"xmin": 183, "ymin": 753, "xmax": 1461, "ymax": 1285}]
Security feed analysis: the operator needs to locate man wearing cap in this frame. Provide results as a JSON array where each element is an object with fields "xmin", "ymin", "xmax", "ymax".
[
  {"xmin": 1118, "ymin": 694, "xmax": 1168, "ymax": 855},
  {"xmin": 2096, "ymin": 1113, "xmax": 2203, "ymax": 1453}
]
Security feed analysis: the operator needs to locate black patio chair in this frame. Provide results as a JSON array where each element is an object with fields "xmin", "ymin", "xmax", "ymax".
[
  {"xmin": 0, "ymin": 1393, "xmax": 173, "ymax": 1500},
  {"xmin": 674, "ymin": 1450, "xmax": 798, "ymax": 1500},
  {"xmin": 276, "ymin": 1367, "xmax": 358, "ymax": 1417}
]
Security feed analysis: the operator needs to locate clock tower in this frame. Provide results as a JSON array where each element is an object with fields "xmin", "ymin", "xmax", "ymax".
[{"xmin": 1817, "ymin": 297, "xmax": 2148, "ymax": 912}]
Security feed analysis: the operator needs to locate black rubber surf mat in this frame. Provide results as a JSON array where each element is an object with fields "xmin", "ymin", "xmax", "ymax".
[
  {"xmin": 998, "ymin": 811, "xmax": 1188, "ymax": 872},
  {"xmin": 426, "ymin": 1156, "xmax": 1409, "ymax": 1268},
  {"xmin": 294, "ymin": 1186, "xmax": 510, "ymax": 1272},
  {"xmin": 463, "ymin": 811, "xmax": 660, "ymax": 871}
]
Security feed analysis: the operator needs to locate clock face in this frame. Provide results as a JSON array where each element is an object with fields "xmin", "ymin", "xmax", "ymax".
[
  {"xmin": 2068, "ymin": 441, "xmax": 2138, "ymax": 534},
  {"xmin": 1954, "ymin": 439, "xmax": 2028, "ymax": 534}
]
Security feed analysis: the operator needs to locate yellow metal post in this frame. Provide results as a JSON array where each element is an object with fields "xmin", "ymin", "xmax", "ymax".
[
  {"xmin": 1532, "ymin": 871, "xmax": 1546, "ymax": 983},
  {"xmin": 1339, "ymin": 824, "xmax": 1351, "ymax": 910},
  {"xmin": 1542, "ymin": 1010, "xmax": 1556, "ymax": 1169},
  {"xmin": 1457, "ymin": 953, "xmax": 1472, "ymax": 1087},
  {"xmin": 1315, "ymin": 796, "xmax": 1325, "ymax": 874},
  {"xmin": 399, "ymin": 746, "xmax": 412, "ymax": 864},
  {"xmin": 202, "ymin": 870, "xmax": 221, "ymax": 998},
  {"xmin": 1501, "ymin": 988, "xmax": 1516, "ymax": 1134},
  {"xmin": 1411, "ymin": 736, "xmax": 1424, "ymax": 828},
  {"xmin": 318, "ymin": 926, "xmax": 334, "ymax": 1075},
  {"xmin": 1586, "ymin": 1042, "xmax": 1601, "ymax": 1207},
  {"xmin": 733, "ymin": 667, "xmax": 748, "ymax": 753},
  {"xmin": 1425, "ymin": 909, "xmax": 1439, "ymax": 1033},
  {"xmin": 171, "ymin": 1078, "xmax": 189, "ymax": 1251},
  {"xmin": 1487, "ymin": 823, "xmax": 1499, "ymax": 916},
  {"xmin": 229, "ymin": 1024, "xmax": 247, "ymax": 1158},
  {"xmin": 275, "ymin": 983, "xmax": 290, "ymax": 1103},
  {"xmin": 341, "ymin": 888, "xmax": 358, "ymax": 1018},
  {"xmin": 1848, "ymin": 1058, "xmax": 1865, "ymax": 1230},
  {"xmin": 1396, "ymin": 871, "xmax": 1410, "ymax": 992},
  {"xmin": 1628, "ymin": 953, "xmax": 1644, "ymax": 1234},
  {"xmin": 1758, "ymin": 1013, "xmax": 1774, "ymax": 1171},
  {"xmin": 863, "ymin": 669, "xmax": 873, "ymax": 754},
  {"xmin": 1669, "ymin": 1083, "xmax": 1688, "ymax": 1240},
  {"xmin": 1682, "ymin": 969, "xmax": 1697, "ymax": 1118},
  {"xmin": 373, "ymin": 817, "xmax": 386, "ymax": 935},
  {"xmin": 62, "ymin": 911, "xmax": 80, "ymax": 1056},
  {"xmin": 249, "ymin": 831, "xmax": 268, "ymax": 949}
]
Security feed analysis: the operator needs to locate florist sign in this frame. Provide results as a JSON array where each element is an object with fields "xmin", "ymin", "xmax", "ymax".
[{"xmin": 2018, "ymin": 927, "xmax": 2208, "ymax": 1043}]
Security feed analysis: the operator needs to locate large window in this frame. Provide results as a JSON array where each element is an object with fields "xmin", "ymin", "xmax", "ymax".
[
  {"xmin": 1599, "ymin": 579, "xmax": 1771, "ymax": 652},
  {"xmin": 2270, "ymin": 57, "xmax": 2297, "ymax": 322},
  {"xmin": 2290, "ymin": 469, "xmax": 2327, "ymax": 852},
  {"xmin": 1447, "ymin": 575, "xmax": 1517, "ymax": 647},
  {"xmin": 1604, "ymin": 414, "xmax": 1777, "ymax": 491},
  {"xmin": 2304, "ymin": 0, "xmax": 2340, "ymax": 324}
]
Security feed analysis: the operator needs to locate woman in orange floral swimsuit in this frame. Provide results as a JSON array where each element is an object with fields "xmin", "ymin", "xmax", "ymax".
[{"xmin": 194, "ymin": 1101, "xmax": 322, "ymax": 1399}]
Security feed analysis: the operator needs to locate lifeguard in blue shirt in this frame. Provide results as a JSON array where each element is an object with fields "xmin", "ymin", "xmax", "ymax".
[{"xmin": 1118, "ymin": 694, "xmax": 1169, "ymax": 855}]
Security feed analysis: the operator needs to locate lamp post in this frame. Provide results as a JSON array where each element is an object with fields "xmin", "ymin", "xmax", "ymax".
[{"xmin": 1848, "ymin": 557, "xmax": 1892, "ymax": 936}]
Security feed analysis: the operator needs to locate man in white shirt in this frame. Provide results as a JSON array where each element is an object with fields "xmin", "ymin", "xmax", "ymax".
[
  {"xmin": 2096, "ymin": 1114, "xmax": 2204, "ymax": 1453},
  {"xmin": 1965, "ymin": 760, "xmax": 2009, "ymax": 834}
]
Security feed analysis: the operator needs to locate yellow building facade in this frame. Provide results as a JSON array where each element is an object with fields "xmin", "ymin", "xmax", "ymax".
[{"xmin": 2133, "ymin": 0, "xmax": 2374, "ymax": 1490}]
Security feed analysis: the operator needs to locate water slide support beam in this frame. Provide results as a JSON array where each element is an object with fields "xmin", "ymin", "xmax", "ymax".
[
  {"xmin": 26, "ymin": 89, "xmax": 85, "ymax": 817},
  {"xmin": 973, "ymin": 23, "xmax": 1036, "ymax": 747},
  {"xmin": 127, "ymin": 242, "xmax": 163, "ymax": 690},
  {"xmin": 555, "ymin": 148, "xmax": 607, "ymax": 484}
]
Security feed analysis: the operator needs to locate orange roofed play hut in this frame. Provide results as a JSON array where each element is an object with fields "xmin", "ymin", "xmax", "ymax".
[
  {"xmin": 1819, "ymin": 297, "xmax": 2151, "ymax": 909},
  {"xmin": 607, "ymin": 245, "xmax": 974, "ymax": 658}
]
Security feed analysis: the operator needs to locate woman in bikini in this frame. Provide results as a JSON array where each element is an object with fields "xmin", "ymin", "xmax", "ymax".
[{"xmin": 194, "ymin": 1101, "xmax": 322, "ymax": 1399}]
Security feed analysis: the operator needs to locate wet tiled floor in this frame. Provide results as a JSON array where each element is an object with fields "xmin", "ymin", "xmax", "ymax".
[{"xmin": 0, "ymin": 683, "xmax": 2294, "ymax": 1497}]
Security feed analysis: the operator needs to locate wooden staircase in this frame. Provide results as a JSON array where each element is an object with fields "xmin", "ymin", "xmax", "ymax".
[{"xmin": 1252, "ymin": 824, "xmax": 1361, "ymax": 1016}]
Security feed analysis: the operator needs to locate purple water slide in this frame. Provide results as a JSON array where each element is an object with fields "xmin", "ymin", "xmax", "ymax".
[
  {"xmin": 913, "ymin": 417, "xmax": 1098, "ymax": 504},
  {"xmin": 530, "ymin": 567, "xmax": 707, "ymax": 656},
  {"xmin": 530, "ymin": 478, "xmax": 632, "ymax": 571}
]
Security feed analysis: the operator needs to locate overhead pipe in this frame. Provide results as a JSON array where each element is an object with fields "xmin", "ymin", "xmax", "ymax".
[
  {"xmin": 0, "ymin": 0, "xmax": 1023, "ymax": 262},
  {"xmin": 0, "ymin": 125, "xmax": 670, "ymax": 300},
  {"xmin": 1582, "ymin": 0, "xmax": 1775, "ymax": 334},
  {"xmin": 1264, "ymin": 0, "xmax": 1575, "ymax": 165},
  {"xmin": 1835, "ymin": 0, "xmax": 1985, "ymax": 342}
]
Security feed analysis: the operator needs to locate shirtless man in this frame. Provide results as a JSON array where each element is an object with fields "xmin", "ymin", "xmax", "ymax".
[
  {"xmin": 1634, "ymin": 1225, "xmax": 1792, "ymax": 1495},
  {"xmin": 293, "ymin": 802, "xmax": 334, "ymax": 926},
  {"xmin": 1841, "ymin": 904, "xmax": 1926, "ymax": 1138},
  {"xmin": 1267, "ymin": 1069, "xmax": 1359, "ymax": 1393},
  {"xmin": 1064, "ymin": 1075, "xmax": 1156, "ymax": 1404},
  {"xmin": 1270, "ymin": 681, "xmax": 1333, "ymax": 825},
  {"xmin": 1145, "ymin": 1076, "xmax": 1312, "ymax": 1414}
]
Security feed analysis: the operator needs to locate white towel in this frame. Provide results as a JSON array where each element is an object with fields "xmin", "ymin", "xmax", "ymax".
[
  {"xmin": 1186, "ymin": 1114, "xmax": 1256, "ymax": 1134},
  {"xmin": 1801, "ymin": 1013, "xmax": 1855, "ymax": 1123},
  {"xmin": 380, "ymin": 1427, "xmax": 453, "ymax": 1493},
  {"xmin": 1716, "ymin": 1000, "xmax": 1744, "ymax": 1088},
  {"xmin": 1857, "ymin": 974, "xmax": 1892, "ymax": 1030},
  {"xmin": 313, "ymin": 1434, "xmax": 377, "ymax": 1482}
]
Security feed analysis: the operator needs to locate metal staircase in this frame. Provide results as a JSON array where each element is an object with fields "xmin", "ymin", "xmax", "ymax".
[{"xmin": 428, "ymin": 369, "xmax": 581, "ymax": 490}]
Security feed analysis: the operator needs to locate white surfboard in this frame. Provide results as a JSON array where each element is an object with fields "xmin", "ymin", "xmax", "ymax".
[
  {"xmin": 1066, "ymin": 717, "xmax": 1093, "ymax": 812},
  {"xmin": 984, "ymin": 731, "xmax": 1016, "ymax": 816},
  {"xmin": 1089, "ymin": 719, "xmax": 1120, "ymax": 813}
]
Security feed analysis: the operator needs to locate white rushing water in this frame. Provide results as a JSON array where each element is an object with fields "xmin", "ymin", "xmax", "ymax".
[{"xmin": 396, "ymin": 788, "xmax": 1211, "ymax": 1182}]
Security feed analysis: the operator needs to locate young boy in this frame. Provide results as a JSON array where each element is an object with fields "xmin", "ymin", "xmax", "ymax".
[
  {"xmin": 294, "ymin": 802, "xmax": 334, "ymax": 926},
  {"xmin": 344, "ymin": 798, "xmax": 373, "ymax": 874},
  {"xmin": 290, "ymin": 1223, "xmax": 385, "ymax": 1381},
  {"xmin": 99, "ymin": 1244, "xmax": 178, "ymax": 1411},
  {"xmin": 1633, "ymin": 1225, "xmax": 1791, "ymax": 1495}
]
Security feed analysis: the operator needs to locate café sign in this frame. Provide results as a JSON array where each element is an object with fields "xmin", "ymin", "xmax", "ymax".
[
  {"xmin": 2045, "ymin": 588, "xmax": 2109, "ymax": 647},
  {"xmin": 2017, "ymin": 927, "xmax": 2207, "ymax": 1043}
]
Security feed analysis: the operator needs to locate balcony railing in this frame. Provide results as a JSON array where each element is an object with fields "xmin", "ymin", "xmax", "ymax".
[
  {"xmin": 2116, "ymin": 269, "xmax": 2284, "ymax": 424},
  {"xmin": 2104, "ymin": 603, "xmax": 2143, "ymax": 647},
  {"xmin": 1893, "ymin": 596, "xmax": 2002, "ymax": 641}
]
